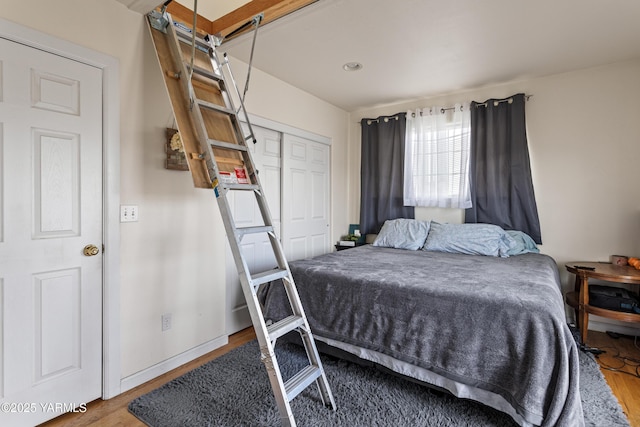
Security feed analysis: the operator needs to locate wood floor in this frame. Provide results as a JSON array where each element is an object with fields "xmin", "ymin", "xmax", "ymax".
[
  {"xmin": 587, "ymin": 330, "xmax": 640, "ymax": 427},
  {"xmin": 39, "ymin": 328, "xmax": 256, "ymax": 427},
  {"xmin": 39, "ymin": 329, "xmax": 640, "ymax": 427}
]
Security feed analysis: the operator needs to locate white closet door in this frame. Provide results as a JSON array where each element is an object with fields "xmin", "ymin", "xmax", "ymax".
[
  {"xmin": 225, "ymin": 125, "xmax": 281, "ymax": 334},
  {"xmin": 225, "ymin": 126, "xmax": 331, "ymax": 334},
  {"xmin": 282, "ymin": 134, "xmax": 330, "ymax": 261}
]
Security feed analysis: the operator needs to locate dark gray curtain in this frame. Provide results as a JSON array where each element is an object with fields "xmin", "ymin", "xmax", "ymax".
[
  {"xmin": 465, "ymin": 93, "xmax": 542, "ymax": 244},
  {"xmin": 360, "ymin": 114, "xmax": 414, "ymax": 235}
]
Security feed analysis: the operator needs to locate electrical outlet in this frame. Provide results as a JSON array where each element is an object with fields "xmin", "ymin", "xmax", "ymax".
[
  {"xmin": 161, "ymin": 313, "xmax": 172, "ymax": 331},
  {"xmin": 120, "ymin": 205, "xmax": 139, "ymax": 222}
]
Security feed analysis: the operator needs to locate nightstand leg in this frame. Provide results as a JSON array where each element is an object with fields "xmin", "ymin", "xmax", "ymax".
[
  {"xmin": 580, "ymin": 306, "xmax": 589, "ymax": 344},
  {"xmin": 578, "ymin": 276, "xmax": 589, "ymax": 344},
  {"xmin": 573, "ymin": 276, "xmax": 580, "ymax": 325}
]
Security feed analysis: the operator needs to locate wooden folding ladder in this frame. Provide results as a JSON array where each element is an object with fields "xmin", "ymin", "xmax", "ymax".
[{"xmin": 146, "ymin": 8, "xmax": 336, "ymax": 426}]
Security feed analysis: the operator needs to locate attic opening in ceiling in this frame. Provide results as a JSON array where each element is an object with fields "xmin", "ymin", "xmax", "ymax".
[{"xmin": 160, "ymin": 0, "xmax": 321, "ymax": 43}]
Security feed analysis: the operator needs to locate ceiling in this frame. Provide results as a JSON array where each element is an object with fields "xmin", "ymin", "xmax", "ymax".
[{"xmin": 216, "ymin": 0, "xmax": 640, "ymax": 112}]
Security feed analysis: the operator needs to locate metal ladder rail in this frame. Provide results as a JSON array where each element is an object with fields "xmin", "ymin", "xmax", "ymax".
[
  {"xmin": 163, "ymin": 19, "xmax": 297, "ymax": 421},
  {"xmin": 202, "ymin": 31, "xmax": 336, "ymax": 425},
  {"xmin": 158, "ymin": 13, "xmax": 335, "ymax": 426}
]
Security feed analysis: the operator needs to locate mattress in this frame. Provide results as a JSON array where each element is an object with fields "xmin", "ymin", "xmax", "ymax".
[{"xmin": 259, "ymin": 245, "xmax": 583, "ymax": 427}]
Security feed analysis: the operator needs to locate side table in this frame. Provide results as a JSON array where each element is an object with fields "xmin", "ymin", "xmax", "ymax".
[
  {"xmin": 565, "ymin": 262, "xmax": 640, "ymax": 344},
  {"xmin": 334, "ymin": 243, "xmax": 365, "ymax": 251}
]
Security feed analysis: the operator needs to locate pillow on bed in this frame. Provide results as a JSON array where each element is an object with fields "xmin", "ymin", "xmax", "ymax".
[
  {"xmin": 372, "ymin": 218, "xmax": 431, "ymax": 250},
  {"xmin": 505, "ymin": 230, "xmax": 540, "ymax": 256},
  {"xmin": 422, "ymin": 222, "xmax": 516, "ymax": 257}
]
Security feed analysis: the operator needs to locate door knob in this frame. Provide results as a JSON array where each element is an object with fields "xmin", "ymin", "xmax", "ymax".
[{"xmin": 83, "ymin": 244, "xmax": 100, "ymax": 256}]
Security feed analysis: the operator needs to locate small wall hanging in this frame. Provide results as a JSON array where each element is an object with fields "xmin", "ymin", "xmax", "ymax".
[{"xmin": 165, "ymin": 127, "xmax": 189, "ymax": 171}]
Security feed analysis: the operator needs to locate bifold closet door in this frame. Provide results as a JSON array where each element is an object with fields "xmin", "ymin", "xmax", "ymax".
[
  {"xmin": 282, "ymin": 134, "xmax": 330, "ymax": 261},
  {"xmin": 225, "ymin": 125, "xmax": 282, "ymax": 334}
]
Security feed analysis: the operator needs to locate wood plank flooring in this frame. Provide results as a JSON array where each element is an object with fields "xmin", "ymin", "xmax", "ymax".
[
  {"xmin": 39, "ymin": 328, "xmax": 256, "ymax": 427},
  {"xmin": 587, "ymin": 330, "xmax": 640, "ymax": 427},
  {"xmin": 39, "ymin": 328, "xmax": 639, "ymax": 427}
]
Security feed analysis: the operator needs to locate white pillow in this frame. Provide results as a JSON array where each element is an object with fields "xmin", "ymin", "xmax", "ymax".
[{"xmin": 372, "ymin": 219, "xmax": 431, "ymax": 251}]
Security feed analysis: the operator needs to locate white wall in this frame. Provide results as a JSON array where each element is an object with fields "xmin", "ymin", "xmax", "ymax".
[
  {"xmin": 176, "ymin": 0, "xmax": 250, "ymax": 20},
  {"xmin": 1, "ymin": 0, "xmax": 349, "ymax": 383},
  {"xmin": 230, "ymin": 60, "xmax": 351, "ymax": 246},
  {"xmin": 349, "ymin": 59, "xmax": 640, "ymax": 328}
]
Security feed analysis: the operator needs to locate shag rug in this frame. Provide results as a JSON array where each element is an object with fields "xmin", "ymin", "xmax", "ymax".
[{"xmin": 129, "ymin": 340, "xmax": 629, "ymax": 427}]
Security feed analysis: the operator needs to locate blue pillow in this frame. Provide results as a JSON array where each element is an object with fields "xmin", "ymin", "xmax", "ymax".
[
  {"xmin": 505, "ymin": 230, "xmax": 540, "ymax": 256},
  {"xmin": 422, "ymin": 222, "xmax": 516, "ymax": 257},
  {"xmin": 373, "ymin": 219, "xmax": 431, "ymax": 251}
]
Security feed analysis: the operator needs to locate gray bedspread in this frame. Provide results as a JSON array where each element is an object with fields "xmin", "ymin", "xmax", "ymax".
[{"xmin": 260, "ymin": 245, "xmax": 583, "ymax": 427}]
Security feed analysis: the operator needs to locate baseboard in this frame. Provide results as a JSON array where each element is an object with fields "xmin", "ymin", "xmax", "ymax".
[
  {"xmin": 226, "ymin": 304, "xmax": 252, "ymax": 335},
  {"xmin": 565, "ymin": 310, "xmax": 640, "ymax": 338},
  {"xmin": 120, "ymin": 335, "xmax": 229, "ymax": 394},
  {"xmin": 587, "ymin": 317, "xmax": 640, "ymax": 337}
]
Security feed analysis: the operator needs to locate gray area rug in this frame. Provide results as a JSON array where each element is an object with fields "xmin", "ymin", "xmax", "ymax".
[{"xmin": 129, "ymin": 340, "xmax": 629, "ymax": 427}]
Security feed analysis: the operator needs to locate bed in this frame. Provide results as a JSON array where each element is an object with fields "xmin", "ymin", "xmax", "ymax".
[{"xmin": 259, "ymin": 220, "xmax": 583, "ymax": 427}]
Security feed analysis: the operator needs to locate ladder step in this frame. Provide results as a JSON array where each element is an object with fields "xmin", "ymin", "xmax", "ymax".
[
  {"xmin": 236, "ymin": 225, "xmax": 274, "ymax": 238},
  {"xmin": 187, "ymin": 64, "xmax": 223, "ymax": 83},
  {"xmin": 173, "ymin": 24, "xmax": 211, "ymax": 51},
  {"xmin": 196, "ymin": 99, "xmax": 235, "ymax": 115},
  {"xmin": 251, "ymin": 268, "xmax": 289, "ymax": 288},
  {"xmin": 267, "ymin": 315, "xmax": 305, "ymax": 342},
  {"xmin": 148, "ymin": 13, "xmax": 336, "ymax": 425},
  {"xmin": 284, "ymin": 365, "xmax": 323, "ymax": 402},
  {"xmin": 222, "ymin": 183, "xmax": 260, "ymax": 191},
  {"xmin": 209, "ymin": 138, "xmax": 248, "ymax": 152}
]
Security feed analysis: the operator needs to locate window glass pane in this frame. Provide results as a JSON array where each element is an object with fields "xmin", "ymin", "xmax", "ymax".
[{"xmin": 403, "ymin": 106, "xmax": 471, "ymax": 209}]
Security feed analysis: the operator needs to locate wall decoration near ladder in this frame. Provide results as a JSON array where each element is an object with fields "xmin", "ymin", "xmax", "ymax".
[
  {"xmin": 165, "ymin": 127, "xmax": 189, "ymax": 170},
  {"xmin": 146, "ymin": 8, "xmax": 336, "ymax": 426}
]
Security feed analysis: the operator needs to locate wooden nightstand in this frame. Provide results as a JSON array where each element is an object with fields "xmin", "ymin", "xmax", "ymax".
[
  {"xmin": 334, "ymin": 243, "xmax": 365, "ymax": 251},
  {"xmin": 565, "ymin": 262, "xmax": 640, "ymax": 344}
]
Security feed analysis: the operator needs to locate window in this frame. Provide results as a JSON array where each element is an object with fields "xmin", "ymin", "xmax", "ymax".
[{"xmin": 403, "ymin": 104, "xmax": 472, "ymax": 209}]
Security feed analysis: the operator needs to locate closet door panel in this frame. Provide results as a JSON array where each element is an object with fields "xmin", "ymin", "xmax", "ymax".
[
  {"xmin": 282, "ymin": 134, "xmax": 330, "ymax": 261},
  {"xmin": 225, "ymin": 125, "xmax": 281, "ymax": 334}
]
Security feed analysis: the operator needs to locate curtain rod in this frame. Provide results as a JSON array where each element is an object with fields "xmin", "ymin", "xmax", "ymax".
[
  {"xmin": 473, "ymin": 94, "xmax": 533, "ymax": 109},
  {"xmin": 359, "ymin": 94, "xmax": 533, "ymax": 124},
  {"xmin": 361, "ymin": 114, "xmax": 402, "ymax": 125},
  {"xmin": 427, "ymin": 94, "xmax": 533, "ymax": 113}
]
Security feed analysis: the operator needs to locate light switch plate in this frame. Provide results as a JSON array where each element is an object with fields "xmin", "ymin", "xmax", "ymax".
[{"xmin": 120, "ymin": 205, "xmax": 139, "ymax": 222}]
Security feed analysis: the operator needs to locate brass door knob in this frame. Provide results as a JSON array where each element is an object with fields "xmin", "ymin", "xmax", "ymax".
[{"xmin": 83, "ymin": 244, "xmax": 100, "ymax": 256}]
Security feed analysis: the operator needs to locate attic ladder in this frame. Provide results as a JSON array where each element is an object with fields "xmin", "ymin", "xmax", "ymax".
[{"xmin": 146, "ymin": 9, "xmax": 336, "ymax": 427}]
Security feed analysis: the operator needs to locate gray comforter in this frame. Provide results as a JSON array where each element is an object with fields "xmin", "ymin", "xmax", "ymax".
[{"xmin": 260, "ymin": 245, "xmax": 583, "ymax": 427}]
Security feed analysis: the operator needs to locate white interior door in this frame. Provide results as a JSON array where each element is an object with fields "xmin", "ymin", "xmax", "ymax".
[
  {"xmin": 226, "ymin": 125, "xmax": 281, "ymax": 334},
  {"xmin": 0, "ymin": 38, "xmax": 103, "ymax": 426},
  {"xmin": 282, "ymin": 134, "xmax": 330, "ymax": 261}
]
